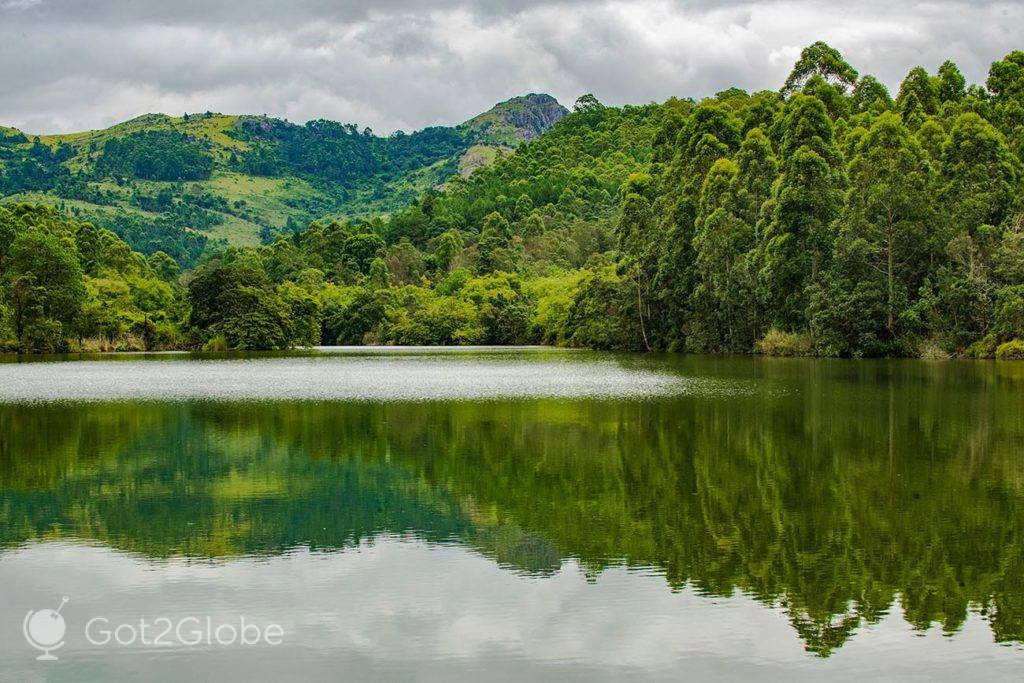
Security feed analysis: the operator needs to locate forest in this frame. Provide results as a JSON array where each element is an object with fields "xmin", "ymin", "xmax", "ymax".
[{"xmin": 0, "ymin": 43, "xmax": 1022, "ymax": 358}]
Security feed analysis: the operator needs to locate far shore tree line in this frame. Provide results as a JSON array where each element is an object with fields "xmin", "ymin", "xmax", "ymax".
[{"xmin": 1, "ymin": 43, "xmax": 1023, "ymax": 358}]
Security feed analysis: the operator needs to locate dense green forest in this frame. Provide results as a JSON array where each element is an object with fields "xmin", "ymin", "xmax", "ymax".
[
  {"xmin": 1, "ymin": 43, "xmax": 1023, "ymax": 357},
  {"xmin": 0, "ymin": 204, "xmax": 183, "ymax": 352}
]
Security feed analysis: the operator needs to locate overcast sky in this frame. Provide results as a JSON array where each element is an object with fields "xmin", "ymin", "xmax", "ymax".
[{"xmin": 1, "ymin": 0, "xmax": 1021, "ymax": 135}]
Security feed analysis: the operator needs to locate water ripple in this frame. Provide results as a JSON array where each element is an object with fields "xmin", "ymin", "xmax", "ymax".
[{"xmin": 0, "ymin": 353, "xmax": 730, "ymax": 403}]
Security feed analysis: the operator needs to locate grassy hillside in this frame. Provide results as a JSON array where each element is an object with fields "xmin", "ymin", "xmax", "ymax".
[{"xmin": 0, "ymin": 96, "xmax": 568, "ymax": 265}]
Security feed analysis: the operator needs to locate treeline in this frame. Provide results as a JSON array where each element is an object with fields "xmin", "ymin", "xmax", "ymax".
[
  {"xmin": 181, "ymin": 100, "xmax": 661, "ymax": 350},
  {"xmin": 3, "ymin": 44, "xmax": 1024, "ymax": 356},
  {"xmin": 0, "ymin": 204, "xmax": 183, "ymax": 353},
  {"xmin": 184, "ymin": 224, "xmax": 579, "ymax": 350},
  {"xmin": 236, "ymin": 118, "xmax": 468, "ymax": 186},
  {"xmin": 96, "ymin": 130, "xmax": 214, "ymax": 181},
  {"xmin": 620, "ymin": 44, "xmax": 1024, "ymax": 358},
  {"xmin": 182, "ymin": 46, "xmax": 1024, "ymax": 357}
]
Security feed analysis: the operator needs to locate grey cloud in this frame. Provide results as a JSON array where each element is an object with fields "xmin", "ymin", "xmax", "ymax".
[{"xmin": 1, "ymin": 0, "xmax": 1021, "ymax": 134}]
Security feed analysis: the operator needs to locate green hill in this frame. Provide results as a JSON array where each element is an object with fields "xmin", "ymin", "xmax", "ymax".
[{"xmin": 0, "ymin": 95, "xmax": 568, "ymax": 265}]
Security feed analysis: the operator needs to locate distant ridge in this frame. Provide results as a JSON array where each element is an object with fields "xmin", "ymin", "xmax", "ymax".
[{"xmin": 0, "ymin": 94, "xmax": 569, "ymax": 260}]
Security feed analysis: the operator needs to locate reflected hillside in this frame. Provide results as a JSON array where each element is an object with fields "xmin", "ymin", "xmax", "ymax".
[{"xmin": 1, "ymin": 359, "xmax": 1023, "ymax": 655}]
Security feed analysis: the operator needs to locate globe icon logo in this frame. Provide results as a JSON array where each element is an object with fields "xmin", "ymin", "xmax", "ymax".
[{"xmin": 23, "ymin": 596, "xmax": 69, "ymax": 661}]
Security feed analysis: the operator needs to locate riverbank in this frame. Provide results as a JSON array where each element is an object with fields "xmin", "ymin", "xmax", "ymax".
[{"xmin": 3, "ymin": 337, "xmax": 1024, "ymax": 361}]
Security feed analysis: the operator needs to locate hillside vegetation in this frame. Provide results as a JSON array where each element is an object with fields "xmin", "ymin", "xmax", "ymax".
[
  {"xmin": 1, "ymin": 44, "xmax": 1023, "ymax": 358},
  {"xmin": 0, "ymin": 95, "xmax": 567, "ymax": 266}
]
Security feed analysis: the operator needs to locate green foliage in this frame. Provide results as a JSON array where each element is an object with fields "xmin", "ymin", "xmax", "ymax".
[
  {"xmin": 940, "ymin": 113, "xmax": 1018, "ymax": 234},
  {"xmin": 995, "ymin": 338, "xmax": 1024, "ymax": 359},
  {"xmin": 754, "ymin": 328, "xmax": 814, "ymax": 356},
  {"xmin": 147, "ymin": 251, "xmax": 181, "ymax": 281},
  {"xmin": 0, "ymin": 204, "xmax": 184, "ymax": 352},
  {"xmin": 388, "ymin": 101, "xmax": 660, "ymax": 247},
  {"xmin": 565, "ymin": 266, "xmax": 639, "ymax": 349},
  {"xmin": 852, "ymin": 76, "xmax": 893, "ymax": 113},
  {"xmin": 186, "ymin": 250, "xmax": 298, "ymax": 350},
  {"xmin": 97, "ymin": 131, "xmax": 214, "ymax": 181},
  {"xmin": 781, "ymin": 41, "xmax": 859, "ymax": 95},
  {"xmin": 896, "ymin": 66, "xmax": 940, "ymax": 121},
  {"xmin": 1, "ymin": 96, "xmax": 568, "ymax": 263},
  {"xmin": 5, "ymin": 43, "xmax": 1024, "ymax": 358},
  {"xmin": 835, "ymin": 111, "xmax": 933, "ymax": 349},
  {"xmin": 616, "ymin": 44, "xmax": 1024, "ymax": 358},
  {"xmin": 0, "ymin": 138, "xmax": 72, "ymax": 194},
  {"xmin": 987, "ymin": 50, "xmax": 1024, "ymax": 101},
  {"xmin": 4, "ymin": 224, "xmax": 85, "ymax": 351},
  {"xmin": 459, "ymin": 272, "xmax": 532, "ymax": 344},
  {"xmin": 993, "ymin": 285, "xmax": 1024, "ymax": 342},
  {"xmin": 937, "ymin": 60, "xmax": 967, "ymax": 104}
]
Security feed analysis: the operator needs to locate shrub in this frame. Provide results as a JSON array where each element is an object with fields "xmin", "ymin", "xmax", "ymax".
[
  {"xmin": 965, "ymin": 335, "xmax": 998, "ymax": 359},
  {"xmin": 20, "ymin": 319, "xmax": 65, "ymax": 353},
  {"xmin": 755, "ymin": 328, "xmax": 814, "ymax": 357},
  {"xmin": 917, "ymin": 338, "xmax": 951, "ymax": 360},
  {"xmin": 75, "ymin": 335, "xmax": 145, "ymax": 352},
  {"xmin": 995, "ymin": 339, "xmax": 1024, "ymax": 360},
  {"xmin": 993, "ymin": 285, "xmax": 1024, "ymax": 342},
  {"xmin": 202, "ymin": 334, "xmax": 228, "ymax": 352}
]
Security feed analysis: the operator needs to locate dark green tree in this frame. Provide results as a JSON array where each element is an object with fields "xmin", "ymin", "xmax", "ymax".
[
  {"xmin": 4, "ymin": 229, "xmax": 86, "ymax": 350},
  {"xmin": 940, "ymin": 113, "xmax": 1018, "ymax": 234},
  {"xmin": 937, "ymin": 60, "xmax": 967, "ymax": 103},
  {"xmin": 851, "ymin": 76, "xmax": 893, "ymax": 113},
  {"xmin": 839, "ymin": 112, "xmax": 934, "ymax": 343}
]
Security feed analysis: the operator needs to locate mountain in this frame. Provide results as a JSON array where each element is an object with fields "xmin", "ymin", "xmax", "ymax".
[
  {"xmin": 0, "ymin": 95, "xmax": 568, "ymax": 265},
  {"xmin": 461, "ymin": 93, "xmax": 570, "ymax": 146}
]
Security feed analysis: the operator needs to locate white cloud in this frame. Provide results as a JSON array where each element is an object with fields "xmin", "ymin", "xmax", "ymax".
[
  {"xmin": 2, "ymin": 0, "xmax": 43, "ymax": 10},
  {"xmin": 0, "ymin": 0, "xmax": 1021, "ymax": 134}
]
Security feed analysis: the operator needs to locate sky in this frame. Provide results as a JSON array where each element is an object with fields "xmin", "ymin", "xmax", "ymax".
[{"xmin": 1, "ymin": 0, "xmax": 1021, "ymax": 135}]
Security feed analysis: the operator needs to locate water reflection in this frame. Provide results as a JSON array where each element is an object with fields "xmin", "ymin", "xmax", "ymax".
[{"xmin": 1, "ymin": 355, "xmax": 1023, "ymax": 663}]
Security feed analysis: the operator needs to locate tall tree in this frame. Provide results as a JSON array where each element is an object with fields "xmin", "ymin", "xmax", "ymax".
[
  {"xmin": 896, "ymin": 67, "xmax": 939, "ymax": 121},
  {"xmin": 937, "ymin": 60, "xmax": 967, "ymax": 104},
  {"xmin": 733, "ymin": 128, "xmax": 780, "ymax": 229},
  {"xmin": 940, "ymin": 113, "xmax": 1018, "ymax": 234},
  {"xmin": 760, "ymin": 95, "xmax": 844, "ymax": 331},
  {"xmin": 616, "ymin": 173, "xmax": 658, "ymax": 349},
  {"xmin": 760, "ymin": 147, "xmax": 843, "ymax": 331},
  {"xmin": 691, "ymin": 158, "xmax": 760, "ymax": 350},
  {"xmin": 782, "ymin": 41, "xmax": 859, "ymax": 96},
  {"xmin": 4, "ymin": 229, "xmax": 86, "ymax": 350},
  {"xmin": 842, "ymin": 112, "xmax": 934, "ymax": 337},
  {"xmin": 986, "ymin": 50, "xmax": 1024, "ymax": 102},
  {"xmin": 654, "ymin": 105, "xmax": 742, "ymax": 348}
]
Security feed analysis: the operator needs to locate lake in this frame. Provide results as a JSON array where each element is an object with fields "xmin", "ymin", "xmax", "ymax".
[{"xmin": 1, "ymin": 348, "xmax": 1023, "ymax": 681}]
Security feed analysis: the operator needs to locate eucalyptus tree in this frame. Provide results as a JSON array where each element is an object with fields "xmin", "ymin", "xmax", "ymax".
[
  {"xmin": 841, "ymin": 112, "xmax": 934, "ymax": 339},
  {"xmin": 781, "ymin": 41, "xmax": 859, "ymax": 96}
]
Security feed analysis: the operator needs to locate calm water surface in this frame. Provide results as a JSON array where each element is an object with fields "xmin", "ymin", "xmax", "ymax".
[{"xmin": 1, "ymin": 348, "xmax": 1023, "ymax": 681}]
